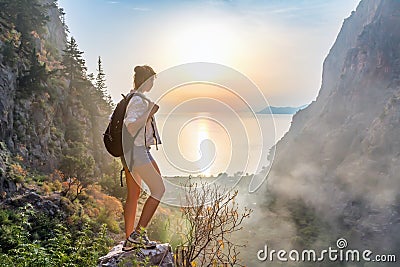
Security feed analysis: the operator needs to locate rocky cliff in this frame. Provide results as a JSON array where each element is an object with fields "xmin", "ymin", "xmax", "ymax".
[
  {"xmin": 0, "ymin": 2, "xmax": 174, "ymax": 266},
  {"xmin": 267, "ymin": 0, "xmax": 400, "ymax": 255},
  {"xmin": 0, "ymin": 0, "xmax": 112, "ymax": 198},
  {"xmin": 0, "ymin": 0, "xmax": 66, "ymax": 172}
]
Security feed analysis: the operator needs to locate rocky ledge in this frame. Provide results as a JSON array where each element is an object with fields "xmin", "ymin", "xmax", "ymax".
[{"xmin": 98, "ymin": 242, "xmax": 174, "ymax": 267}]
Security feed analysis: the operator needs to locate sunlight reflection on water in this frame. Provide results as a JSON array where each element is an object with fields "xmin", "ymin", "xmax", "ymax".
[{"xmin": 151, "ymin": 113, "xmax": 292, "ymax": 177}]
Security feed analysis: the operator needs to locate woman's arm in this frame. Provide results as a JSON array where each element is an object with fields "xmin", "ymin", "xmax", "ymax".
[{"xmin": 126, "ymin": 102, "xmax": 159, "ymax": 137}]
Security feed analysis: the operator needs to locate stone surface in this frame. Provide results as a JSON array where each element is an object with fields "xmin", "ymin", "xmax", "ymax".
[
  {"xmin": 98, "ymin": 241, "xmax": 174, "ymax": 267},
  {"xmin": 0, "ymin": 141, "xmax": 17, "ymax": 198},
  {"xmin": 1, "ymin": 190, "xmax": 63, "ymax": 218}
]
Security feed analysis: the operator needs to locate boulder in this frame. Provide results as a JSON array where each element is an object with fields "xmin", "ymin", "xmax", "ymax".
[{"xmin": 98, "ymin": 241, "xmax": 174, "ymax": 267}]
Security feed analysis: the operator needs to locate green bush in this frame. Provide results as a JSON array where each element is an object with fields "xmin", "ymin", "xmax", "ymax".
[
  {"xmin": 286, "ymin": 199, "xmax": 326, "ymax": 248},
  {"xmin": 0, "ymin": 205, "xmax": 111, "ymax": 266},
  {"xmin": 0, "ymin": 209, "xmax": 29, "ymax": 252},
  {"xmin": 147, "ymin": 212, "xmax": 170, "ymax": 243},
  {"xmin": 96, "ymin": 207, "xmax": 121, "ymax": 234}
]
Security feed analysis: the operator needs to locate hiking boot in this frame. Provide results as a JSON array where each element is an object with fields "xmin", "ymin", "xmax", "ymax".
[
  {"xmin": 126, "ymin": 228, "xmax": 157, "ymax": 249},
  {"xmin": 122, "ymin": 239, "xmax": 137, "ymax": 252}
]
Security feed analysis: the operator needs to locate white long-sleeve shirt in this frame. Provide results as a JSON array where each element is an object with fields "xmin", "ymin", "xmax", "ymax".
[{"xmin": 123, "ymin": 91, "xmax": 162, "ymax": 148}]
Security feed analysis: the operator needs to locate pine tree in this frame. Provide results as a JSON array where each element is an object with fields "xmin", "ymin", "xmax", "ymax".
[
  {"xmin": 61, "ymin": 36, "xmax": 87, "ymax": 89},
  {"xmin": 95, "ymin": 56, "xmax": 112, "ymax": 105},
  {"xmin": 18, "ymin": 48, "xmax": 49, "ymax": 94},
  {"xmin": 58, "ymin": 7, "xmax": 69, "ymax": 33},
  {"xmin": 95, "ymin": 57, "xmax": 106, "ymax": 92}
]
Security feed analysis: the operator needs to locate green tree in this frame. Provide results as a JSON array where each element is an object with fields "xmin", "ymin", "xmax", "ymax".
[
  {"xmin": 60, "ymin": 142, "xmax": 95, "ymax": 202},
  {"xmin": 58, "ymin": 7, "xmax": 69, "ymax": 33},
  {"xmin": 61, "ymin": 36, "xmax": 87, "ymax": 90},
  {"xmin": 95, "ymin": 56, "xmax": 112, "ymax": 105},
  {"xmin": 95, "ymin": 56, "xmax": 106, "ymax": 92},
  {"xmin": 18, "ymin": 48, "xmax": 49, "ymax": 94}
]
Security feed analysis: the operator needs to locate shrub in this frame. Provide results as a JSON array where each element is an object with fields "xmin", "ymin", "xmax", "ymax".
[
  {"xmin": 177, "ymin": 182, "xmax": 252, "ymax": 266},
  {"xmin": 0, "ymin": 204, "xmax": 111, "ymax": 266}
]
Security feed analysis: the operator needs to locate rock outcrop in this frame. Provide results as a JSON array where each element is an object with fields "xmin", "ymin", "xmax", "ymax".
[
  {"xmin": 1, "ymin": 190, "xmax": 63, "ymax": 218},
  {"xmin": 98, "ymin": 242, "xmax": 174, "ymax": 267},
  {"xmin": 0, "ymin": 0, "xmax": 112, "ymax": 195},
  {"xmin": 267, "ymin": 0, "xmax": 400, "ymax": 253},
  {"xmin": 0, "ymin": 142, "xmax": 17, "ymax": 197},
  {"xmin": 41, "ymin": 0, "xmax": 67, "ymax": 53},
  {"xmin": 0, "ymin": 0, "xmax": 68, "ymax": 172}
]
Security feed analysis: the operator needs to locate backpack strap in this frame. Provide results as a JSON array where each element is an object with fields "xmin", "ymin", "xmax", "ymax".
[
  {"xmin": 127, "ymin": 92, "xmax": 155, "ymax": 149},
  {"xmin": 120, "ymin": 92, "xmax": 148, "ymax": 188},
  {"xmin": 132, "ymin": 92, "xmax": 160, "ymax": 149},
  {"xmin": 150, "ymin": 117, "xmax": 159, "ymax": 150},
  {"xmin": 120, "ymin": 168, "xmax": 124, "ymax": 187}
]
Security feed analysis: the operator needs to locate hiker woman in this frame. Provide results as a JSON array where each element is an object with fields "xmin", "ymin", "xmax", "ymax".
[{"xmin": 121, "ymin": 65, "xmax": 164, "ymax": 251}]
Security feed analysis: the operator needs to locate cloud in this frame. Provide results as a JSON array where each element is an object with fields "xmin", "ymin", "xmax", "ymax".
[
  {"xmin": 132, "ymin": 7, "xmax": 150, "ymax": 11},
  {"xmin": 107, "ymin": 1, "xmax": 119, "ymax": 4}
]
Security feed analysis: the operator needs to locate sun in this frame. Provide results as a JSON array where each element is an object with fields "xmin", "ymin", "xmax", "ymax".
[{"xmin": 164, "ymin": 18, "xmax": 241, "ymax": 64}]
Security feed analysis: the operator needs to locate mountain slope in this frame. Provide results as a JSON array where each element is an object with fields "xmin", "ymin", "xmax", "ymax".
[
  {"xmin": 0, "ymin": 0, "xmax": 112, "ymax": 182},
  {"xmin": 267, "ymin": 0, "xmax": 400, "ymax": 254}
]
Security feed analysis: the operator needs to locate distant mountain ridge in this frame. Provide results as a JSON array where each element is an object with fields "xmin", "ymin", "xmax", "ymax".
[{"xmin": 257, "ymin": 104, "xmax": 308, "ymax": 114}]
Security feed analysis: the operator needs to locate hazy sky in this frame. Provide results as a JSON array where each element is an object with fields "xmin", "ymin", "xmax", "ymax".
[{"xmin": 58, "ymin": 0, "xmax": 360, "ymax": 107}]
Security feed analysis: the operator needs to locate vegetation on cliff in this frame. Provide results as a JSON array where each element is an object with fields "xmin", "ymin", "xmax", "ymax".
[
  {"xmin": 0, "ymin": 0, "xmax": 130, "ymax": 265},
  {"xmin": 0, "ymin": 1, "xmax": 253, "ymax": 266}
]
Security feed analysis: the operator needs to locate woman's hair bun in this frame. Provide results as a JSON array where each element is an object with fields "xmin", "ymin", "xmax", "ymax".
[
  {"xmin": 134, "ymin": 66, "xmax": 143, "ymax": 73},
  {"xmin": 133, "ymin": 65, "xmax": 156, "ymax": 90}
]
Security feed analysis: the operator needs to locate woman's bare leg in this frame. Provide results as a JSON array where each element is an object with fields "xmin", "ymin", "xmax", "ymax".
[
  {"xmin": 151, "ymin": 160, "xmax": 161, "ymax": 175},
  {"xmin": 134, "ymin": 160, "xmax": 165, "ymax": 231},
  {"xmin": 124, "ymin": 166, "xmax": 142, "ymax": 239}
]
